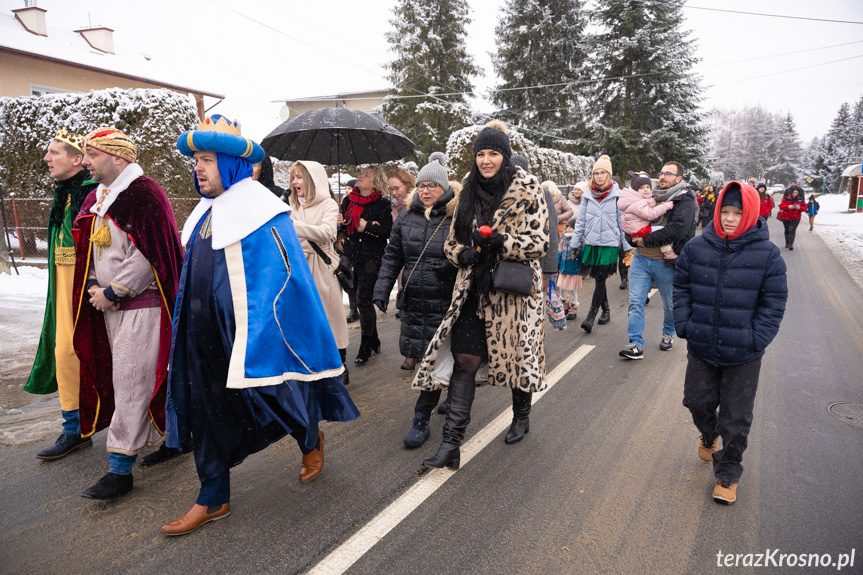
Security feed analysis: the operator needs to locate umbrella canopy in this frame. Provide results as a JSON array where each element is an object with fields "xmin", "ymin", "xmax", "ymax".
[{"xmin": 261, "ymin": 108, "xmax": 415, "ymax": 165}]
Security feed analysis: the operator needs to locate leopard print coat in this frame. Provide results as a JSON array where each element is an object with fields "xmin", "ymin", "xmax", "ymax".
[{"xmin": 412, "ymin": 169, "xmax": 550, "ymax": 393}]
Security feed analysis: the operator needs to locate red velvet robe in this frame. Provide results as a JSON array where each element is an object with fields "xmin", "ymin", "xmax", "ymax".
[{"xmin": 71, "ymin": 175, "xmax": 183, "ymax": 438}]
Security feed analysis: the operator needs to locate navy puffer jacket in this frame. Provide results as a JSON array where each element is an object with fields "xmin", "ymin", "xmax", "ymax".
[
  {"xmin": 673, "ymin": 187, "xmax": 787, "ymax": 367},
  {"xmin": 374, "ymin": 188, "xmax": 458, "ymax": 359}
]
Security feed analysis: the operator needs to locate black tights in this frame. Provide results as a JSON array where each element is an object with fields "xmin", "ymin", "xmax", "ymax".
[
  {"xmin": 452, "ymin": 352, "xmax": 482, "ymax": 383},
  {"xmin": 590, "ymin": 276, "xmax": 609, "ymax": 312}
]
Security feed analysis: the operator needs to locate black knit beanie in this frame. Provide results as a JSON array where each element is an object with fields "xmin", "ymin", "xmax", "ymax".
[
  {"xmin": 473, "ymin": 120, "xmax": 512, "ymax": 160},
  {"xmin": 629, "ymin": 172, "xmax": 652, "ymax": 191}
]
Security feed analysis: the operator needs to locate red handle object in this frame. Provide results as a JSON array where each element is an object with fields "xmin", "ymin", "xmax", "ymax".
[{"xmin": 478, "ymin": 225, "xmax": 492, "ymax": 237}]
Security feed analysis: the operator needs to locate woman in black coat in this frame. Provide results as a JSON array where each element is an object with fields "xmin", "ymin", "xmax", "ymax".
[
  {"xmin": 339, "ymin": 165, "xmax": 393, "ymax": 364},
  {"xmin": 374, "ymin": 158, "xmax": 458, "ymax": 447}
]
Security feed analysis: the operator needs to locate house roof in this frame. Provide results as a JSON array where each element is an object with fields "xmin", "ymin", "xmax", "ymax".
[
  {"xmin": 275, "ymin": 88, "xmax": 390, "ymax": 103},
  {"xmin": 0, "ymin": 11, "xmax": 224, "ymax": 99}
]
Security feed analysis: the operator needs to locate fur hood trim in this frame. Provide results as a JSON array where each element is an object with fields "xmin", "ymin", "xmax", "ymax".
[{"xmin": 407, "ymin": 180, "xmax": 461, "ymax": 220}]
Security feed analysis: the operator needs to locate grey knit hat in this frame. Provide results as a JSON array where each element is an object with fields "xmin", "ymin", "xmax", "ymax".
[
  {"xmin": 511, "ymin": 155, "xmax": 530, "ymax": 173},
  {"xmin": 415, "ymin": 154, "xmax": 448, "ymax": 190}
]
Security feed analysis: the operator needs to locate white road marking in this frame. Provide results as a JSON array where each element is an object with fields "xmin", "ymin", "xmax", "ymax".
[{"xmin": 307, "ymin": 344, "xmax": 596, "ymax": 575}]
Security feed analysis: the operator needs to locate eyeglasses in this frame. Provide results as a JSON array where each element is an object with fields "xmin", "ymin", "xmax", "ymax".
[
  {"xmin": 658, "ymin": 171, "xmax": 679, "ymax": 178},
  {"xmin": 416, "ymin": 183, "xmax": 439, "ymax": 191},
  {"xmin": 388, "ymin": 186, "xmax": 403, "ymax": 193}
]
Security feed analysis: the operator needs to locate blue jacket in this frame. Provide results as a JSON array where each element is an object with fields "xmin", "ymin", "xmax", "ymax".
[
  {"xmin": 166, "ymin": 211, "xmax": 345, "ymax": 448},
  {"xmin": 674, "ymin": 211, "xmax": 787, "ymax": 367},
  {"xmin": 569, "ymin": 182, "xmax": 627, "ymax": 249},
  {"xmin": 807, "ymin": 200, "xmax": 819, "ymax": 216}
]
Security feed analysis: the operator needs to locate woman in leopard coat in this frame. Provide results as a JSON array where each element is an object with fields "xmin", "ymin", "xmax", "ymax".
[{"xmin": 415, "ymin": 121, "xmax": 550, "ymax": 470}]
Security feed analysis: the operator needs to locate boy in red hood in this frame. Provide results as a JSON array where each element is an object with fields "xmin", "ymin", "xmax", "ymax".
[{"xmin": 673, "ymin": 182, "xmax": 787, "ymax": 505}]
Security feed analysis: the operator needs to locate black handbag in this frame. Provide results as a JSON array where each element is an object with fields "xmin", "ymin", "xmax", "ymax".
[
  {"xmin": 334, "ymin": 255, "xmax": 354, "ymax": 291},
  {"xmin": 491, "ymin": 260, "xmax": 534, "ymax": 297},
  {"xmin": 396, "ymin": 218, "xmax": 447, "ymax": 311},
  {"xmin": 309, "ymin": 240, "xmax": 354, "ymax": 291}
]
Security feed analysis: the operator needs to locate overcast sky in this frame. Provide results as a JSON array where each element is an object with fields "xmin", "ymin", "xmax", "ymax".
[{"xmin": 5, "ymin": 0, "xmax": 862, "ymax": 146}]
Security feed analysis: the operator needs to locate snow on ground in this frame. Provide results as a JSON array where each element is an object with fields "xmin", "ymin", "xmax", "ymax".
[
  {"xmin": 809, "ymin": 193, "xmax": 863, "ymax": 290},
  {"xmin": 0, "ymin": 265, "xmax": 57, "ymax": 445}
]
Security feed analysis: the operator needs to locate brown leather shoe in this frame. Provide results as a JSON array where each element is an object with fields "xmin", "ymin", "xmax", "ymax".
[
  {"xmin": 299, "ymin": 431, "xmax": 324, "ymax": 483},
  {"xmin": 698, "ymin": 435, "xmax": 720, "ymax": 463},
  {"xmin": 712, "ymin": 480, "xmax": 738, "ymax": 505},
  {"xmin": 400, "ymin": 357, "xmax": 417, "ymax": 371},
  {"xmin": 160, "ymin": 503, "xmax": 231, "ymax": 536}
]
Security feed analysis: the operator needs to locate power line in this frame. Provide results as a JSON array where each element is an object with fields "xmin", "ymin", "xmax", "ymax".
[
  {"xmin": 629, "ymin": 0, "xmax": 863, "ymax": 25},
  {"xmin": 684, "ymin": 4, "xmax": 863, "ymax": 25},
  {"xmin": 712, "ymin": 54, "xmax": 863, "ymax": 87},
  {"xmin": 700, "ymin": 39, "xmax": 863, "ymax": 68}
]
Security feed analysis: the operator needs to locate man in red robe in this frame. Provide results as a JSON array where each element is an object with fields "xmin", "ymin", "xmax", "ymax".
[{"xmin": 72, "ymin": 127, "xmax": 183, "ymax": 500}]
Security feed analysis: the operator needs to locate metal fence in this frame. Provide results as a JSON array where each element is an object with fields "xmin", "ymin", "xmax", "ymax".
[{"xmin": 1, "ymin": 196, "xmax": 200, "ymax": 265}]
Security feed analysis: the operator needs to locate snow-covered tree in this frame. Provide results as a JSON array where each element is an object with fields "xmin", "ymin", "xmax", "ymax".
[
  {"xmin": 587, "ymin": 0, "xmax": 707, "ymax": 178},
  {"xmin": 491, "ymin": 0, "xmax": 590, "ymax": 150},
  {"xmin": 446, "ymin": 123, "xmax": 593, "ymax": 185},
  {"xmin": 708, "ymin": 106, "xmax": 806, "ymax": 185},
  {"xmin": 382, "ymin": 0, "xmax": 480, "ymax": 162},
  {"xmin": 822, "ymin": 102, "xmax": 856, "ymax": 192},
  {"xmin": 765, "ymin": 113, "xmax": 803, "ymax": 185},
  {"xmin": 0, "ymin": 88, "xmax": 198, "ymax": 199},
  {"xmin": 803, "ymin": 137, "xmax": 834, "ymax": 194}
]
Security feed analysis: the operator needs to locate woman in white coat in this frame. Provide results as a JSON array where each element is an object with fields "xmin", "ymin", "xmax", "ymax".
[{"xmin": 288, "ymin": 161, "xmax": 350, "ymax": 384}]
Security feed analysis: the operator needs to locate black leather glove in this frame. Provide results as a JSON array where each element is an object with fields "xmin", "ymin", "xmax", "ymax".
[
  {"xmin": 486, "ymin": 232, "xmax": 504, "ymax": 253},
  {"xmin": 457, "ymin": 247, "xmax": 480, "ymax": 266},
  {"xmin": 374, "ymin": 299, "xmax": 388, "ymax": 313},
  {"xmin": 471, "ymin": 230, "xmax": 504, "ymax": 253},
  {"xmin": 472, "ymin": 229, "xmax": 491, "ymax": 248}
]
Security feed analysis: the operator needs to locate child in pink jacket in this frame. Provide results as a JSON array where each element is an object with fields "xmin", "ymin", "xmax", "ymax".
[{"xmin": 618, "ymin": 172, "xmax": 676, "ymax": 259}]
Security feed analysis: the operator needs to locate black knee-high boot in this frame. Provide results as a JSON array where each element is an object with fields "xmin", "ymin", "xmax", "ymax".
[
  {"xmin": 597, "ymin": 296, "xmax": 610, "ymax": 325},
  {"xmin": 505, "ymin": 388, "xmax": 532, "ymax": 444},
  {"xmin": 422, "ymin": 378, "xmax": 476, "ymax": 469},
  {"xmin": 339, "ymin": 348, "xmax": 349, "ymax": 385}
]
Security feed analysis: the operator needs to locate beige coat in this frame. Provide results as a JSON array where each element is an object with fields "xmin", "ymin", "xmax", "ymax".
[{"xmin": 289, "ymin": 161, "xmax": 349, "ymax": 349}]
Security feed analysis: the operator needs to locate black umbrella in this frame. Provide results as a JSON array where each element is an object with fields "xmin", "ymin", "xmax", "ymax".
[{"xmin": 261, "ymin": 108, "xmax": 415, "ymax": 194}]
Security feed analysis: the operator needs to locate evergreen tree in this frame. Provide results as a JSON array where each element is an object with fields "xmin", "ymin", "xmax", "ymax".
[
  {"xmin": 765, "ymin": 113, "xmax": 803, "ymax": 185},
  {"xmin": 382, "ymin": 0, "xmax": 480, "ymax": 161},
  {"xmin": 491, "ymin": 0, "xmax": 590, "ymax": 149},
  {"xmin": 824, "ymin": 102, "xmax": 855, "ymax": 191},
  {"xmin": 587, "ymin": 0, "xmax": 707, "ymax": 178},
  {"xmin": 803, "ymin": 137, "xmax": 833, "ymax": 194}
]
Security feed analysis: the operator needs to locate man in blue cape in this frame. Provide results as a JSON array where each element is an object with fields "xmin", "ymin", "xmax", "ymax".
[{"xmin": 161, "ymin": 115, "xmax": 359, "ymax": 536}]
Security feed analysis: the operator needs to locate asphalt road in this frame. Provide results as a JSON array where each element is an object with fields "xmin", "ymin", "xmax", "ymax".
[{"xmin": 1, "ymin": 217, "xmax": 861, "ymax": 575}]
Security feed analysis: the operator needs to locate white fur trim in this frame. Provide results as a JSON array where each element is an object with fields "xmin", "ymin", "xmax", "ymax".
[
  {"xmin": 89, "ymin": 163, "xmax": 144, "ymax": 216},
  {"xmin": 180, "ymin": 178, "xmax": 290, "ymax": 249}
]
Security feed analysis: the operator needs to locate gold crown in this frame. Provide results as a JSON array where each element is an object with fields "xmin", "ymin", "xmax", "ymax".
[
  {"xmin": 196, "ymin": 115, "xmax": 242, "ymax": 136},
  {"xmin": 54, "ymin": 127, "xmax": 84, "ymax": 153}
]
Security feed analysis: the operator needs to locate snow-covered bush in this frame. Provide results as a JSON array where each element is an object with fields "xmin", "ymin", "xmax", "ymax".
[
  {"xmin": 0, "ymin": 88, "xmax": 198, "ymax": 198},
  {"xmin": 447, "ymin": 124, "xmax": 594, "ymax": 184}
]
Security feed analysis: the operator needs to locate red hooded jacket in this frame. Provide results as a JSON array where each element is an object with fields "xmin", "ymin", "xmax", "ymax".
[
  {"xmin": 777, "ymin": 193, "xmax": 806, "ymax": 221},
  {"xmin": 713, "ymin": 181, "xmax": 760, "ymax": 240}
]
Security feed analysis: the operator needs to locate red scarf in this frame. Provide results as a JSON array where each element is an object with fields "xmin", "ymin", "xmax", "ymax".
[
  {"xmin": 346, "ymin": 189, "xmax": 382, "ymax": 234},
  {"xmin": 591, "ymin": 182, "xmax": 612, "ymax": 202}
]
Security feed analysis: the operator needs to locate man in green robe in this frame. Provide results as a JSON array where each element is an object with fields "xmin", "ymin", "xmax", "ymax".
[{"xmin": 27, "ymin": 127, "xmax": 97, "ymax": 460}]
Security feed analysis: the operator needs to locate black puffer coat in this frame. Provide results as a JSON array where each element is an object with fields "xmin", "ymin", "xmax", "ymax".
[{"xmin": 374, "ymin": 188, "xmax": 458, "ymax": 359}]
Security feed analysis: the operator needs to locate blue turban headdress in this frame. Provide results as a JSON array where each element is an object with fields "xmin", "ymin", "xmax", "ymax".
[{"xmin": 176, "ymin": 114, "xmax": 266, "ymax": 197}]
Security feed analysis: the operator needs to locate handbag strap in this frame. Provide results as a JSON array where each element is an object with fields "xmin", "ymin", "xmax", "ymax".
[
  {"xmin": 307, "ymin": 240, "xmax": 333, "ymax": 266},
  {"xmin": 403, "ymin": 217, "xmax": 447, "ymax": 292}
]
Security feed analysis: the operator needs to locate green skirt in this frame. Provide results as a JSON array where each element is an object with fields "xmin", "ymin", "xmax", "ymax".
[{"xmin": 580, "ymin": 245, "xmax": 619, "ymax": 279}]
